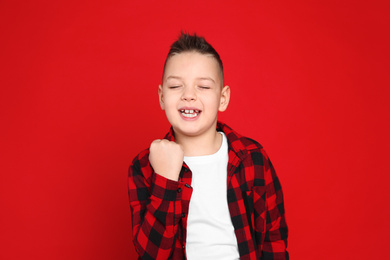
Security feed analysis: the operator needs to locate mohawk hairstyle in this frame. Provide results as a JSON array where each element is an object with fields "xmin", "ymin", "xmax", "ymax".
[{"xmin": 162, "ymin": 31, "xmax": 224, "ymax": 85}]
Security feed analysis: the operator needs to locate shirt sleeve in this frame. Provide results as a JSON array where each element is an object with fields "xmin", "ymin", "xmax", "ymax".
[
  {"xmin": 128, "ymin": 152, "xmax": 185, "ymax": 259},
  {"xmin": 262, "ymin": 151, "xmax": 289, "ymax": 260}
]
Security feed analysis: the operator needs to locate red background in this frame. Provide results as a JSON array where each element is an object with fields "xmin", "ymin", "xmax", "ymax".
[{"xmin": 1, "ymin": 0, "xmax": 389, "ymax": 259}]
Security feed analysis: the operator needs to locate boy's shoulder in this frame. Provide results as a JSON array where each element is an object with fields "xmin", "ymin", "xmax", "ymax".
[
  {"xmin": 129, "ymin": 146, "xmax": 151, "ymax": 177},
  {"xmin": 217, "ymin": 121, "xmax": 264, "ymax": 153}
]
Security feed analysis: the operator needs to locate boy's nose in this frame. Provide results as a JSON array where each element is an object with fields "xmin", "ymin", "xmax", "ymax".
[{"xmin": 181, "ymin": 87, "xmax": 197, "ymax": 101}]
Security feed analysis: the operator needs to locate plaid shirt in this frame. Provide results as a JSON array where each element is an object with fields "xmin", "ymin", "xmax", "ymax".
[{"xmin": 128, "ymin": 122, "xmax": 288, "ymax": 259}]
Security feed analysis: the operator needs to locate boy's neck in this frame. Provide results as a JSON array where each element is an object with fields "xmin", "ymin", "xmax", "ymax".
[{"xmin": 174, "ymin": 128, "xmax": 222, "ymax": 157}]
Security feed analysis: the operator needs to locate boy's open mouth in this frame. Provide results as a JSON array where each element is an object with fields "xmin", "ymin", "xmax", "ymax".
[{"xmin": 180, "ymin": 109, "xmax": 201, "ymax": 118}]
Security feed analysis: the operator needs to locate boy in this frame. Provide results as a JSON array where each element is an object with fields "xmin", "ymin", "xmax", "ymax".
[{"xmin": 128, "ymin": 32, "xmax": 288, "ymax": 260}]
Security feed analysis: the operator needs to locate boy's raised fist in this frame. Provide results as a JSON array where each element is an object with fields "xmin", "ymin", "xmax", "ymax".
[{"xmin": 149, "ymin": 139, "xmax": 184, "ymax": 181}]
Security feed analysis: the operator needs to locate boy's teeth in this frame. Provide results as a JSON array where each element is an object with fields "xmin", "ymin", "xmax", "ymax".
[
  {"xmin": 182, "ymin": 113, "xmax": 198, "ymax": 118},
  {"xmin": 180, "ymin": 109, "xmax": 199, "ymax": 117},
  {"xmin": 181, "ymin": 109, "xmax": 199, "ymax": 113}
]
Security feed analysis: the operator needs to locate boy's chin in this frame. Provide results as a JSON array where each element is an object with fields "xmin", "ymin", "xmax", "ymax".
[
  {"xmin": 171, "ymin": 122, "xmax": 217, "ymax": 138},
  {"xmin": 172, "ymin": 126, "xmax": 200, "ymax": 137}
]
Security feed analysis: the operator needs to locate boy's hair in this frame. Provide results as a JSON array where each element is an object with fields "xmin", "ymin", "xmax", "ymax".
[{"xmin": 163, "ymin": 31, "xmax": 224, "ymax": 85}]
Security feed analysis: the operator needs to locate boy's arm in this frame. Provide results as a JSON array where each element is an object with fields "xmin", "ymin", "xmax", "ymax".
[
  {"xmin": 128, "ymin": 149, "xmax": 185, "ymax": 259},
  {"xmin": 262, "ymin": 153, "xmax": 289, "ymax": 259}
]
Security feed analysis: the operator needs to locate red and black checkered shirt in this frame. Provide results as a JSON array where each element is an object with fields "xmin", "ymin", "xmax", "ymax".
[{"xmin": 128, "ymin": 122, "xmax": 288, "ymax": 259}]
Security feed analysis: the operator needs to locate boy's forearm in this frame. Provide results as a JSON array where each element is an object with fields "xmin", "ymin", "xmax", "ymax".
[
  {"xmin": 262, "ymin": 209, "xmax": 288, "ymax": 259},
  {"xmin": 129, "ymin": 162, "xmax": 185, "ymax": 259},
  {"xmin": 262, "ymin": 155, "xmax": 289, "ymax": 259}
]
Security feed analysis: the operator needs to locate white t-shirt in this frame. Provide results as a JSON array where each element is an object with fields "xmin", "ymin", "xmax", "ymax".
[{"xmin": 184, "ymin": 132, "xmax": 240, "ymax": 260}]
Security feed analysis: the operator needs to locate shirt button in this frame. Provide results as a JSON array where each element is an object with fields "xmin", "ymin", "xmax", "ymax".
[
  {"xmin": 181, "ymin": 213, "xmax": 185, "ymax": 218},
  {"xmin": 184, "ymin": 183, "xmax": 191, "ymax": 188},
  {"xmin": 177, "ymin": 188, "xmax": 182, "ymax": 193},
  {"xmin": 184, "ymin": 168, "xmax": 189, "ymax": 172}
]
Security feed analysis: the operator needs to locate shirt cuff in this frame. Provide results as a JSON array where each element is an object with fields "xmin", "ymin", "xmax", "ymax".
[{"xmin": 151, "ymin": 172, "xmax": 183, "ymax": 201}]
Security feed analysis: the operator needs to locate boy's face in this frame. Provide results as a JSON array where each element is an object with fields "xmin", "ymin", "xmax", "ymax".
[{"xmin": 159, "ymin": 51, "xmax": 230, "ymax": 138}]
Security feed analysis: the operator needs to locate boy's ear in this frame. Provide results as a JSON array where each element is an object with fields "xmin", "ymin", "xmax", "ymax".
[
  {"xmin": 218, "ymin": 85, "xmax": 230, "ymax": 112},
  {"xmin": 158, "ymin": 84, "xmax": 165, "ymax": 110}
]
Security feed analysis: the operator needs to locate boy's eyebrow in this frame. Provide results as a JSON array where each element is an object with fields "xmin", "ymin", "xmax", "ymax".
[
  {"xmin": 165, "ymin": 76, "xmax": 215, "ymax": 83},
  {"xmin": 166, "ymin": 76, "xmax": 182, "ymax": 81},
  {"xmin": 197, "ymin": 77, "xmax": 215, "ymax": 83}
]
